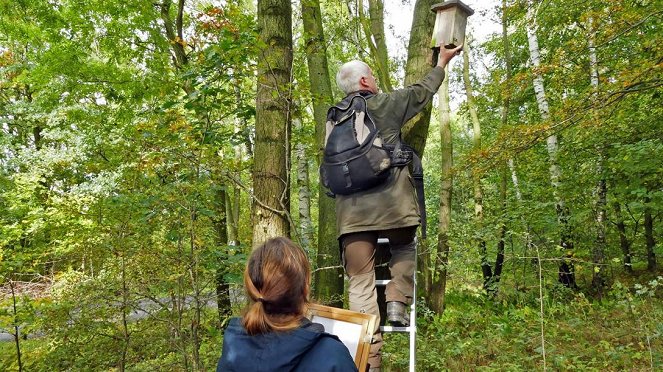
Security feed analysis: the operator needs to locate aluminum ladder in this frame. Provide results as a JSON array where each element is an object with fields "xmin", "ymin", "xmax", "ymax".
[{"xmin": 376, "ymin": 237, "xmax": 416, "ymax": 372}]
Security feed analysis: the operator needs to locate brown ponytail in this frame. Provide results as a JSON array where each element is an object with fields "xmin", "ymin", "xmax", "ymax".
[{"xmin": 242, "ymin": 237, "xmax": 311, "ymax": 335}]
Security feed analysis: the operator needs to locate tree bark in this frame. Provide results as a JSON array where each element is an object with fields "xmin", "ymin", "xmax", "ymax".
[
  {"xmin": 214, "ymin": 186, "xmax": 232, "ymax": 321},
  {"xmin": 644, "ymin": 196, "xmax": 657, "ymax": 271},
  {"xmin": 252, "ymin": 0, "xmax": 293, "ymax": 246},
  {"xmin": 401, "ymin": 0, "xmax": 438, "ymax": 155},
  {"xmin": 613, "ymin": 202, "xmax": 633, "ymax": 272},
  {"xmin": 430, "ymin": 68, "xmax": 452, "ymax": 313},
  {"xmin": 526, "ymin": 4, "xmax": 575, "ymax": 287},
  {"xmin": 294, "ymin": 116, "xmax": 313, "ymax": 251},
  {"xmin": 10, "ymin": 281, "xmax": 23, "ymax": 372},
  {"xmin": 366, "ymin": 0, "xmax": 393, "ymax": 92},
  {"xmin": 159, "ymin": 0, "xmax": 189, "ymax": 71},
  {"xmin": 495, "ymin": 0, "xmax": 511, "ymax": 290},
  {"xmin": 462, "ymin": 42, "xmax": 491, "ymax": 291},
  {"xmin": 300, "ymin": 0, "xmax": 343, "ymax": 305},
  {"xmin": 589, "ymin": 17, "xmax": 606, "ymax": 295}
]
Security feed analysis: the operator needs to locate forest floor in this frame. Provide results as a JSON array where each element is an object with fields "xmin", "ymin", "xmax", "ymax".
[
  {"xmin": 384, "ymin": 269, "xmax": 663, "ymax": 371},
  {"xmin": 1, "ymin": 269, "xmax": 661, "ymax": 371}
]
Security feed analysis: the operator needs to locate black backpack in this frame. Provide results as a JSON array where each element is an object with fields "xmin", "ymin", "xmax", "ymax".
[
  {"xmin": 320, "ymin": 93, "xmax": 391, "ymax": 195},
  {"xmin": 320, "ymin": 92, "xmax": 429, "ymax": 238}
]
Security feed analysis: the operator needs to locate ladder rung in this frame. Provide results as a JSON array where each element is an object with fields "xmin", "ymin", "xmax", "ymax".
[
  {"xmin": 380, "ymin": 325, "xmax": 414, "ymax": 333},
  {"xmin": 377, "ymin": 238, "xmax": 390, "ymax": 245},
  {"xmin": 375, "ymin": 280, "xmax": 390, "ymax": 286}
]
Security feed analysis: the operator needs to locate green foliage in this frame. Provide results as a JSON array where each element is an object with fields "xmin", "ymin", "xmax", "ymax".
[
  {"xmin": 0, "ymin": 0, "xmax": 661, "ymax": 370},
  {"xmin": 383, "ymin": 278, "xmax": 662, "ymax": 370}
]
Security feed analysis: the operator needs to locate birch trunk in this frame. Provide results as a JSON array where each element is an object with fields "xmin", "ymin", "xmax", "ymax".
[
  {"xmin": 495, "ymin": 0, "xmax": 511, "ymax": 290},
  {"xmin": 526, "ymin": 4, "xmax": 575, "ymax": 286},
  {"xmin": 294, "ymin": 116, "xmax": 313, "ymax": 251},
  {"xmin": 301, "ymin": 0, "xmax": 343, "ymax": 305},
  {"xmin": 430, "ymin": 68, "xmax": 452, "ymax": 313},
  {"xmin": 228, "ymin": 83, "xmax": 245, "ymax": 246},
  {"xmin": 589, "ymin": 17, "xmax": 606, "ymax": 294},
  {"xmin": 526, "ymin": 6, "xmax": 563, "ymax": 212},
  {"xmin": 226, "ymin": 175, "xmax": 240, "ymax": 246},
  {"xmin": 252, "ymin": 0, "xmax": 293, "ymax": 246}
]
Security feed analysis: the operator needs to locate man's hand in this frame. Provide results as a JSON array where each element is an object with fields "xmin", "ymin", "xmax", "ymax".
[{"xmin": 437, "ymin": 44, "xmax": 463, "ymax": 69}]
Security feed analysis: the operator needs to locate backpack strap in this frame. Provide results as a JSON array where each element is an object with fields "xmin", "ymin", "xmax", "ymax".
[
  {"xmin": 410, "ymin": 150, "xmax": 427, "ymax": 239},
  {"xmin": 385, "ymin": 142, "xmax": 427, "ymax": 239}
]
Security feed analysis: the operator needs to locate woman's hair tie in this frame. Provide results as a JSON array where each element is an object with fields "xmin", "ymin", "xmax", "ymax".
[{"xmin": 256, "ymin": 297, "xmax": 266, "ymax": 303}]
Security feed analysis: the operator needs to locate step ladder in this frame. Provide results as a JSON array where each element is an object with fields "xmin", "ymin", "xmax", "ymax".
[{"xmin": 376, "ymin": 238, "xmax": 416, "ymax": 372}]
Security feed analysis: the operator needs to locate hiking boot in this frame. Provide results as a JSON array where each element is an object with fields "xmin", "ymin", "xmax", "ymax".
[{"xmin": 386, "ymin": 301, "xmax": 409, "ymax": 327}]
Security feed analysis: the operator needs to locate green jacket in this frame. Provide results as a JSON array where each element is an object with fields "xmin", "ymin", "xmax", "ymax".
[{"xmin": 335, "ymin": 66, "xmax": 446, "ymax": 237}]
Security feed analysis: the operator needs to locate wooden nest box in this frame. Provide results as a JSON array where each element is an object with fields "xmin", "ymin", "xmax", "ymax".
[{"xmin": 430, "ymin": 0, "xmax": 474, "ymax": 51}]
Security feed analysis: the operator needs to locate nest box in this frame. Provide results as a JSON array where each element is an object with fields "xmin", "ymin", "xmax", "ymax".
[{"xmin": 430, "ymin": 0, "xmax": 474, "ymax": 50}]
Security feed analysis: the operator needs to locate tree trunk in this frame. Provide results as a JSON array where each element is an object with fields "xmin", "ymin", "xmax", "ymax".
[
  {"xmin": 225, "ymin": 183, "xmax": 239, "ymax": 247},
  {"xmin": 401, "ymin": 0, "xmax": 438, "ymax": 296},
  {"xmin": 526, "ymin": 4, "xmax": 575, "ymax": 287},
  {"xmin": 300, "ymin": 0, "xmax": 343, "ymax": 305},
  {"xmin": 159, "ymin": 0, "xmax": 189, "ymax": 71},
  {"xmin": 589, "ymin": 17, "xmax": 606, "ymax": 295},
  {"xmin": 10, "ymin": 281, "xmax": 23, "ymax": 372},
  {"xmin": 214, "ymin": 186, "xmax": 232, "ymax": 321},
  {"xmin": 252, "ymin": 0, "xmax": 293, "ymax": 246},
  {"xmin": 366, "ymin": 0, "xmax": 393, "ymax": 92},
  {"xmin": 613, "ymin": 202, "xmax": 633, "ymax": 273},
  {"xmin": 430, "ymin": 68, "xmax": 452, "ymax": 313},
  {"xmin": 401, "ymin": 0, "xmax": 438, "ymax": 155},
  {"xmin": 462, "ymin": 42, "xmax": 491, "ymax": 291},
  {"xmin": 294, "ymin": 116, "xmax": 313, "ymax": 251},
  {"xmin": 644, "ymin": 196, "xmax": 657, "ymax": 271},
  {"xmin": 227, "ymin": 82, "xmax": 246, "ymax": 246},
  {"xmin": 494, "ymin": 0, "xmax": 510, "ymax": 290},
  {"xmin": 119, "ymin": 255, "xmax": 130, "ymax": 372}
]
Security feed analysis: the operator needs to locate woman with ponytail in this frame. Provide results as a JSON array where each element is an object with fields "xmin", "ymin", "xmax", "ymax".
[{"xmin": 216, "ymin": 237, "xmax": 357, "ymax": 372}]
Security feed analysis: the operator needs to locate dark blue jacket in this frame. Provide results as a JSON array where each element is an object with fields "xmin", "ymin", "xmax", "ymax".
[{"xmin": 217, "ymin": 317, "xmax": 358, "ymax": 372}]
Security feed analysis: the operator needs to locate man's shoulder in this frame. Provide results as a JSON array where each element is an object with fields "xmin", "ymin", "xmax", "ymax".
[{"xmin": 365, "ymin": 91, "xmax": 394, "ymax": 110}]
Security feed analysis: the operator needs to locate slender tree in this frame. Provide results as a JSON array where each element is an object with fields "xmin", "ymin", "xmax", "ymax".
[
  {"xmin": 430, "ymin": 67, "xmax": 452, "ymax": 313},
  {"xmin": 300, "ymin": 0, "xmax": 343, "ymax": 305},
  {"xmin": 526, "ymin": 2, "xmax": 575, "ymax": 287},
  {"xmin": 613, "ymin": 202, "xmax": 633, "ymax": 273},
  {"xmin": 293, "ymin": 115, "xmax": 313, "ymax": 251},
  {"xmin": 462, "ymin": 41, "xmax": 491, "ymax": 291},
  {"xmin": 644, "ymin": 196, "xmax": 657, "ymax": 271},
  {"xmin": 588, "ymin": 16, "xmax": 606, "ymax": 295},
  {"xmin": 496, "ymin": 0, "xmax": 512, "ymax": 291},
  {"xmin": 358, "ymin": 0, "xmax": 393, "ymax": 92}
]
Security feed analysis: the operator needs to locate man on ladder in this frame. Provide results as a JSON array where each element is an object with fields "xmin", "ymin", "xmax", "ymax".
[{"xmin": 327, "ymin": 45, "xmax": 462, "ymax": 371}]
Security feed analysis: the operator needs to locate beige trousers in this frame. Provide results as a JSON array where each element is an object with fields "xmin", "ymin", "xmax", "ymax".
[{"xmin": 341, "ymin": 226, "xmax": 417, "ymax": 369}]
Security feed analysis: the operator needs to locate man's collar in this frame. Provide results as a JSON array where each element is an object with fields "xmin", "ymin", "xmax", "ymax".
[{"xmin": 347, "ymin": 90, "xmax": 374, "ymax": 97}]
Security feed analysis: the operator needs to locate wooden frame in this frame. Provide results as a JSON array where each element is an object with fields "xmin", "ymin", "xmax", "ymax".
[{"xmin": 306, "ymin": 303, "xmax": 377, "ymax": 371}]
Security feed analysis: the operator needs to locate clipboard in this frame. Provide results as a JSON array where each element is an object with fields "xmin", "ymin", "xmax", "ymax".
[{"xmin": 306, "ymin": 303, "xmax": 378, "ymax": 371}]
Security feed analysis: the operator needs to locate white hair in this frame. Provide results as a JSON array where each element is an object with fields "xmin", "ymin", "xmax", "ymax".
[{"xmin": 336, "ymin": 60, "xmax": 371, "ymax": 95}]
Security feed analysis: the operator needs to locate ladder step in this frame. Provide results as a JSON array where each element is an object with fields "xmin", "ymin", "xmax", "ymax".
[
  {"xmin": 377, "ymin": 238, "xmax": 390, "ymax": 245},
  {"xmin": 380, "ymin": 325, "xmax": 414, "ymax": 333},
  {"xmin": 375, "ymin": 280, "xmax": 390, "ymax": 286}
]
